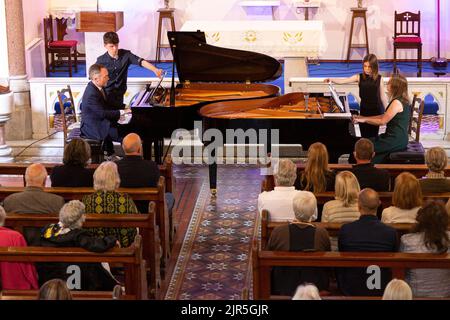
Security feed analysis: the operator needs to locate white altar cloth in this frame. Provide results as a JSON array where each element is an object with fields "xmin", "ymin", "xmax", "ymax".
[{"xmin": 180, "ymin": 20, "xmax": 326, "ymax": 59}]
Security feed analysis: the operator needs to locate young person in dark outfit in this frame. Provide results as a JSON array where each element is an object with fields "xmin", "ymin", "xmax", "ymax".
[
  {"xmin": 353, "ymin": 73, "xmax": 411, "ymax": 164},
  {"xmin": 325, "ymin": 54, "xmax": 388, "ymax": 138},
  {"xmin": 96, "ymin": 32, "xmax": 163, "ymax": 109}
]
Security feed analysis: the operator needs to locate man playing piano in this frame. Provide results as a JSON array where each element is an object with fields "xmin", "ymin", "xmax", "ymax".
[
  {"xmin": 96, "ymin": 32, "xmax": 163, "ymax": 109},
  {"xmin": 80, "ymin": 64, "xmax": 131, "ymax": 157}
]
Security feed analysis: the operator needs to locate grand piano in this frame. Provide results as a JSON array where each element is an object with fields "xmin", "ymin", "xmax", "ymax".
[
  {"xmin": 123, "ymin": 31, "xmax": 282, "ymax": 163},
  {"xmin": 199, "ymin": 91, "xmax": 359, "ymax": 190}
]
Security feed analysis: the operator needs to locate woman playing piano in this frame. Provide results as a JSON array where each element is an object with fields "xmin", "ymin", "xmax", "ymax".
[
  {"xmin": 324, "ymin": 54, "xmax": 388, "ymax": 138},
  {"xmin": 353, "ymin": 74, "xmax": 410, "ymax": 164}
]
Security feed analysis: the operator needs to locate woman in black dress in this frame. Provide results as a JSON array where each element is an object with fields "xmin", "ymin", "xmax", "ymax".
[{"xmin": 324, "ymin": 54, "xmax": 388, "ymax": 138}]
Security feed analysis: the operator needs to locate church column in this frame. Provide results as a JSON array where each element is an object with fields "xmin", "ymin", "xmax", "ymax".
[{"xmin": 4, "ymin": 0, "xmax": 33, "ymax": 146}]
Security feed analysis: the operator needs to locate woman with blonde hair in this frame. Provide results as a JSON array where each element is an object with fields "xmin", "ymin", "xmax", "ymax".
[
  {"xmin": 354, "ymin": 73, "xmax": 411, "ymax": 163},
  {"xmin": 419, "ymin": 147, "xmax": 450, "ymax": 193},
  {"xmin": 322, "ymin": 171, "xmax": 361, "ymax": 223},
  {"xmin": 382, "ymin": 172, "xmax": 422, "ymax": 223},
  {"xmin": 382, "ymin": 279, "xmax": 413, "ymax": 300},
  {"xmin": 298, "ymin": 142, "xmax": 335, "ymax": 193},
  {"xmin": 82, "ymin": 161, "xmax": 139, "ymax": 247}
]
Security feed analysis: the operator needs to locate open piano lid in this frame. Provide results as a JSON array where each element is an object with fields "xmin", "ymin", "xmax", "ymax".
[{"xmin": 168, "ymin": 31, "xmax": 282, "ymax": 83}]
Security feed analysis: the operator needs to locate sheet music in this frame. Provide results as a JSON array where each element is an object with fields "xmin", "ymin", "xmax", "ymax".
[
  {"xmin": 118, "ymin": 113, "xmax": 132, "ymax": 125},
  {"xmin": 354, "ymin": 123, "xmax": 361, "ymax": 137},
  {"xmin": 328, "ymin": 83, "xmax": 346, "ymax": 113}
]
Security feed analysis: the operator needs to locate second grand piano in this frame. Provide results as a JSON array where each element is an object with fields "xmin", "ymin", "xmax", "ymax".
[
  {"xmin": 124, "ymin": 31, "xmax": 282, "ymax": 163},
  {"xmin": 199, "ymin": 90, "xmax": 360, "ymax": 190}
]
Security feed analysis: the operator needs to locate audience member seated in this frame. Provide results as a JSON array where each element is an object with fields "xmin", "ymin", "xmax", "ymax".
[
  {"xmin": 350, "ymin": 138, "xmax": 390, "ymax": 191},
  {"xmin": 116, "ymin": 133, "xmax": 175, "ymax": 215},
  {"xmin": 400, "ymin": 201, "xmax": 450, "ymax": 298},
  {"xmin": 37, "ymin": 279, "xmax": 73, "ymax": 300},
  {"xmin": 381, "ymin": 172, "xmax": 422, "ymax": 223},
  {"xmin": 258, "ymin": 159, "xmax": 304, "ymax": 221},
  {"xmin": 3, "ymin": 163, "xmax": 65, "ymax": 245},
  {"xmin": 382, "ymin": 279, "xmax": 413, "ymax": 300},
  {"xmin": 292, "ymin": 283, "xmax": 322, "ymax": 300},
  {"xmin": 39, "ymin": 200, "xmax": 118, "ymax": 291},
  {"xmin": 50, "ymin": 138, "xmax": 94, "ymax": 187},
  {"xmin": 297, "ymin": 142, "xmax": 336, "ymax": 192},
  {"xmin": 338, "ymin": 188, "xmax": 398, "ymax": 296},
  {"xmin": 322, "ymin": 171, "xmax": 361, "ymax": 223},
  {"xmin": 82, "ymin": 161, "xmax": 138, "ymax": 247},
  {"xmin": 268, "ymin": 192, "xmax": 330, "ymax": 295},
  {"xmin": 419, "ymin": 147, "xmax": 450, "ymax": 193},
  {"xmin": 0, "ymin": 206, "xmax": 38, "ymax": 290}
]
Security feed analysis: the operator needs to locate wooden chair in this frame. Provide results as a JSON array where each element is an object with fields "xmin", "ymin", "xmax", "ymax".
[
  {"xmin": 43, "ymin": 15, "xmax": 78, "ymax": 77},
  {"xmin": 389, "ymin": 94, "xmax": 425, "ymax": 164},
  {"xmin": 57, "ymin": 85, "xmax": 103, "ymax": 163},
  {"xmin": 393, "ymin": 11, "xmax": 422, "ymax": 76}
]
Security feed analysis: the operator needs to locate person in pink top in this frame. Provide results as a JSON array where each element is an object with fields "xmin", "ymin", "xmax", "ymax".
[{"xmin": 0, "ymin": 206, "xmax": 38, "ymax": 290}]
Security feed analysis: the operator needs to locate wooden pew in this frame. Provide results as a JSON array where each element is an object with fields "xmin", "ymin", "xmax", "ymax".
[
  {"xmin": 259, "ymin": 210, "xmax": 416, "ymax": 249},
  {"xmin": 0, "ymin": 156, "xmax": 175, "ymax": 193},
  {"xmin": 0, "ymin": 235, "xmax": 147, "ymax": 300},
  {"xmin": 0, "ymin": 177, "xmax": 171, "ymax": 270},
  {"xmin": 252, "ymin": 241, "xmax": 450, "ymax": 300},
  {"xmin": 259, "ymin": 191, "xmax": 450, "ymax": 217},
  {"xmin": 0, "ymin": 288, "xmax": 135, "ymax": 300},
  {"xmin": 4, "ymin": 202, "xmax": 160, "ymax": 299},
  {"xmin": 261, "ymin": 163, "xmax": 450, "ymax": 192}
]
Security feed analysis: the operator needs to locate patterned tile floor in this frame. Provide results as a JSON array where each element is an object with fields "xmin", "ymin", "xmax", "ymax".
[{"xmin": 166, "ymin": 164, "xmax": 264, "ymax": 300}]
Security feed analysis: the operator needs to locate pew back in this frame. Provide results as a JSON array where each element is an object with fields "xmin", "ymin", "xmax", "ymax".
[
  {"xmin": 252, "ymin": 241, "xmax": 450, "ymax": 300},
  {"xmin": 4, "ymin": 204, "xmax": 160, "ymax": 299},
  {"xmin": 0, "ymin": 177, "xmax": 171, "ymax": 271},
  {"xmin": 0, "ymin": 235, "xmax": 147, "ymax": 299},
  {"xmin": 261, "ymin": 163, "xmax": 450, "ymax": 192}
]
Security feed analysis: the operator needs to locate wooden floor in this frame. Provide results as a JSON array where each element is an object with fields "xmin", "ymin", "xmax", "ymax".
[{"xmin": 160, "ymin": 165, "xmax": 207, "ymax": 297}]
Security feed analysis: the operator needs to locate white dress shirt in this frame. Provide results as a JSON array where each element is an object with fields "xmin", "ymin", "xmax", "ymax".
[{"xmin": 258, "ymin": 186, "xmax": 304, "ymax": 222}]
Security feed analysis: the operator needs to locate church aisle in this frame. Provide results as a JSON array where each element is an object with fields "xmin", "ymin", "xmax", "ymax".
[{"xmin": 165, "ymin": 164, "xmax": 264, "ymax": 300}]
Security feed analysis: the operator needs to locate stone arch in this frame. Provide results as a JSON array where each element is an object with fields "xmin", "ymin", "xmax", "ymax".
[{"xmin": 420, "ymin": 93, "xmax": 442, "ymax": 137}]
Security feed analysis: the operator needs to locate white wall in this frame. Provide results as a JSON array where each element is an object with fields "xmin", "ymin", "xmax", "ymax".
[
  {"xmin": 21, "ymin": 0, "xmax": 450, "ymax": 61},
  {"xmin": 23, "ymin": 0, "xmax": 48, "ymax": 78}
]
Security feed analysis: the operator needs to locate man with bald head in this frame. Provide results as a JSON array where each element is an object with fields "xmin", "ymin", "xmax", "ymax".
[
  {"xmin": 337, "ymin": 188, "xmax": 398, "ymax": 296},
  {"xmin": 116, "ymin": 133, "xmax": 175, "ymax": 215},
  {"xmin": 3, "ymin": 163, "xmax": 65, "ymax": 245},
  {"xmin": 116, "ymin": 133, "xmax": 160, "ymax": 189}
]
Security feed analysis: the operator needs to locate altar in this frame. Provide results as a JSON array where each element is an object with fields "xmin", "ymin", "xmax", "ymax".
[{"xmin": 180, "ymin": 20, "xmax": 325, "ymax": 91}]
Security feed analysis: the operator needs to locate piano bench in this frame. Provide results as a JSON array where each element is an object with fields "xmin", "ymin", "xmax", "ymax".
[{"xmin": 388, "ymin": 141, "xmax": 425, "ymax": 164}]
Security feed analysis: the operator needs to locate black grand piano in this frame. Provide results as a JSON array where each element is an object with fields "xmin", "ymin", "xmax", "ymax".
[
  {"xmin": 122, "ymin": 31, "xmax": 282, "ymax": 163},
  {"xmin": 199, "ymin": 90, "xmax": 360, "ymax": 191}
]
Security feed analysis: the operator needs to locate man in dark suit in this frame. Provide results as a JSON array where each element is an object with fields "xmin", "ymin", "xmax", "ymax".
[
  {"xmin": 338, "ymin": 188, "xmax": 398, "ymax": 296},
  {"xmin": 350, "ymin": 138, "xmax": 391, "ymax": 191},
  {"xmin": 80, "ymin": 63, "xmax": 131, "ymax": 155},
  {"xmin": 116, "ymin": 133, "xmax": 175, "ymax": 215}
]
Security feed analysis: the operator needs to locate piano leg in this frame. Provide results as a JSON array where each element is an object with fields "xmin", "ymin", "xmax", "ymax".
[
  {"xmin": 209, "ymin": 163, "xmax": 217, "ymax": 195},
  {"xmin": 205, "ymin": 141, "xmax": 217, "ymax": 194}
]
